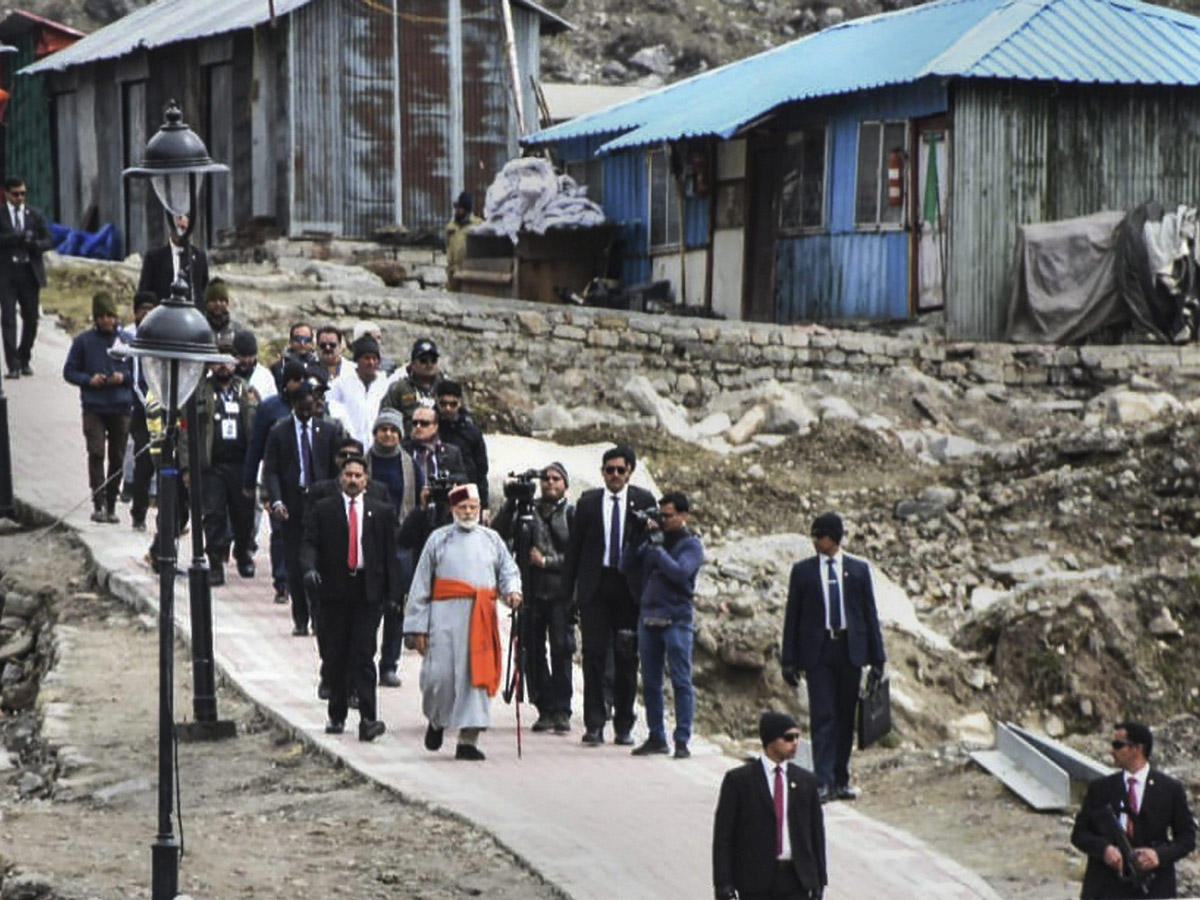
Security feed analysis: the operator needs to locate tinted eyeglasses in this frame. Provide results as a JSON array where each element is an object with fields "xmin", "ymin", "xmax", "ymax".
[
  {"xmin": 1111, "ymin": 740, "xmax": 1133, "ymax": 750},
  {"xmin": 604, "ymin": 465, "xmax": 628, "ymax": 475},
  {"xmin": 412, "ymin": 418, "xmax": 436, "ymax": 427},
  {"xmin": 319, "ymin": 342, "xmax": 339, "ymax": 351},
  {"xmin": 780, "ymin": 732, "xmax": 802, "ymax": 743},
  {"xmin": 293, "ymin": 334, "xmax": 313, "ymax": 344}
]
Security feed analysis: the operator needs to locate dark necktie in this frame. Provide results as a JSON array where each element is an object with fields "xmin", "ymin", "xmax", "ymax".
[
  {"xmin": 15, "ymin": 208, "xmax": 22, "ymax": 233},
  {"xmin": 827, "ymin": 558, "xmax": 843, "ymax": 630},
  {"xmin": 1127, "ymin": 776, "xmax": 1138, "ymax": 836},
  {"xmin": 774, "ymin": 764, "xmax": 785, "ymax": 857},
  {"xmin": 608, "ymin": 495, "xmax": 621, "ymax": 567},
  {"xmin": 347, "ymin": 498, "xmax": 359, "ymax": 569},
  {"xmin": 300, "ymin": 422, "xmax": 314, "ymax": 488}
]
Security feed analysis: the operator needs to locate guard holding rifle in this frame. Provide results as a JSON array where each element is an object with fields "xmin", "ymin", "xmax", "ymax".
[
  {"xmin": 1070, "ymin": 721, "xmax": 1196, "ymax": 899},
  {"xmin": 493, "ymin": 463, "xmax": 575, "ymax": 735}
]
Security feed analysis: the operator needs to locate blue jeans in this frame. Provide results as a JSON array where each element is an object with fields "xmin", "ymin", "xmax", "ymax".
[{"xmin": 638, "ymin": 619, "xmax": 694, "ymax": 745}]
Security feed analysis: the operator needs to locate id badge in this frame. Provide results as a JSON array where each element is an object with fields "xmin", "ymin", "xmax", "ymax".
[
  {"xmin": 221, "ymin": 419, "xmax": 238, "ymax": 440},
  {"xmin": 224, "ymin": 400, "xmax": 240, "ymax": 415}
]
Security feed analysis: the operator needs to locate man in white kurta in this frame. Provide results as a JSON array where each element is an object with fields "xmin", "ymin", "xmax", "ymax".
[{"xmin": 404, "ymin": 484, "xmax": 522, "ymax": 760}]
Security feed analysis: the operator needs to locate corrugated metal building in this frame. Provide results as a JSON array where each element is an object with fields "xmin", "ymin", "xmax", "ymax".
[
  {"xmin": 22, "ymin": 0, "xmax": 570, "ymax": 255},
  {"xmin": 0, "ymin": 12, "xmax": 83, "ymax": 221},
  {"xmin": 525, "ymin": 0, "xmax": 1200, "ymax": 339}
]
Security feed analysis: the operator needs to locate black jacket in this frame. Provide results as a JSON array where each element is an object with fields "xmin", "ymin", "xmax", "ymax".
[
  {"xmin": 493, "ymin": 495, "xmax": 574, "ymax": 602},
  {"xmin": 262, "ymin": 415, "xmax": 342, "ymax": 516},
  {"xmin": 138, "ymin": 242, "xmax": 209, "ymax": 306},
  {"xmin": 1071, "ymin": 768, "xmax": 1196, "ymax": 899},
  {"xmin": 300, "ymin": 492, "xmax": 401, "ymax": 612},
  {"xmin": 438, "ymin": 411, "xmax": 490, "ymax": 506},
  {"xmin": 712, "ymin": 758, "xmax": 827, "ymax": 900},
  {"xmin": 0, "ymin": 202, "xmax": 53, "ymax": 287},
  {"xmin": 561, "ymin": 484, "xmax": 656, "ymax": 606}
]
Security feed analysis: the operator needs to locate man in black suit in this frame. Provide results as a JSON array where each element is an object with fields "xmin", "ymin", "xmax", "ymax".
[
  {"xmin": 1071, "ymin": 721, "xmax": 1196, "ymax": 899},
  {"xmin": 561, "ymin": 444, "xmax": 656, "ymax": 745},
  {"xmin": 713, "ymin": 710, "xmax": 827, "ymax": 900},
  {"xmin": 301, "ymin": 455, "xmax": 399, "ymax": 741},
  {"xmin": 0, "ymin": 177, "xmax": 54, "ymax": 378},
  {"xmin": 137, "ymin": 213, "xmax": 209, "ymax": 307},
  {"xmin": 262, "ymin": 384, "xmax": 342, "ymax": 635},
  {"xmin": 780, "ymin": 511, "xmax": 885, "ymax": 802}
]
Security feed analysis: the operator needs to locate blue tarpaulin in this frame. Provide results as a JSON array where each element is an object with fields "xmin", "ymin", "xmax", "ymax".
[{"xmin": 49, "ymin": 221, "xmax": 122, "ymax": 260}]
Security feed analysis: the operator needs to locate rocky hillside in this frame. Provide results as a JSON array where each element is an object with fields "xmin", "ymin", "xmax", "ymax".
[{"xmin": 21, "ymin": 0, "xmax": 1200, "ymax": 86}]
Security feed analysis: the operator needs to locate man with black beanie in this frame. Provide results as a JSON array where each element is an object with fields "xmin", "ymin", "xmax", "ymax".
[
  {"xmin": 780, "ymin": 512, "xmax": 886, "ymax": 803},
  {"xmin": 713, "ymin": 710, "xmax": 827, "ymax": 900}
]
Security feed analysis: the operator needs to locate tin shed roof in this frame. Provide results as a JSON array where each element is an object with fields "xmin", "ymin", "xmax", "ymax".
[
  {"xmin": 525, "ymin": 0, "xmax": 1200, "ymax": 153},
  {"xmin": 22, "ymin": 0, "xmax": 572, "ymax": 74}
]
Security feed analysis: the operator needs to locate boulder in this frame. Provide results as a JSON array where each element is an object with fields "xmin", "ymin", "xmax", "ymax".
[
  {"xmin": 0, "ymin": 629, "xmax": 33, "ymax": 662},
  {"xmin": 726, "ymin": 404, "xmax": 767, "ymax": 445},
  {"xmin": 1089, "ymin": 389, "xmax": 1182, "ymax": 425},
  {"xmin": 765, "ymin": 391, "xmax": 818, "ymax": 434},
  {"xmin": 926, "ymin": 432, "xmax": 984, "ymax": 463},
  {"xmin": 816, "ymin": 396, "xmax": 858, "ymax": 422},
  {"xmin": 625, "ymin": 374, "xmax": 696, "ymax": 441},
  {"xmin": 986, "ymin": 554, "xmax": 1054, "ymax": 585},
  {"xmin": 694, "ymin": 411, "xmax": 733, "ymax": 438},
  {"xmin": 628, "ymin": 45, "xmax": 674, "ymax": 76}
]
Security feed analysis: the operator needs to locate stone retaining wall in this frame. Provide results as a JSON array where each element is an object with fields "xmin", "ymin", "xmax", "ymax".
[{"xmin": 308, "ymin": 288, "xmax": 1200, "ymax": 407}]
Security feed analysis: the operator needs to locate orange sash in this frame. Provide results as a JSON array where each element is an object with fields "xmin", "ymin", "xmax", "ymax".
[{"xmin": 432, "ymin": 577, "xmax": 501, "ymax": 697}]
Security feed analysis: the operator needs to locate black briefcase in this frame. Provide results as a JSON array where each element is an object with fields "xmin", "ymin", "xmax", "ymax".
[{"xmin": 857, "ymin": 670, "xmax": 892, "ymax": 750}]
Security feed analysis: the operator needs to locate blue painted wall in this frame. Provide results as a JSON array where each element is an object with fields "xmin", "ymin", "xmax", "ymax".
[{"xmin": 550, "ymin": 76, "xmax": 949, "ymax": 319}]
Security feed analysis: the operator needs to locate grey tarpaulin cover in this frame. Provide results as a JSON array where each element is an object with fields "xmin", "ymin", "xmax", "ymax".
[{"xmin": 1006, "ymin": 210, "xmax": 1126, "ymax": 343}]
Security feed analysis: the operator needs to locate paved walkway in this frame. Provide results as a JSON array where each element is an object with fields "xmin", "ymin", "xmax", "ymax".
[{"xmin": 12, "ymin": 319, "xmax": 1004, "ymax": 900}]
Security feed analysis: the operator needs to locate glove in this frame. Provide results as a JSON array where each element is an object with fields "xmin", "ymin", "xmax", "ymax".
[
  {"xmin": 869, "ymin": 663, "xmax": 885, "ymax": 681},
  {"xmin": 303, "ymin": 570, "xmax": 322, "ymax": 591},
  {"xmin": 782, "ymin": 666, "xmax": 800, "ymax": 688}
]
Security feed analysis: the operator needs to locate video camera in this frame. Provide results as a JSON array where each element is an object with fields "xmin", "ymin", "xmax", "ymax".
[
  {"xmin": 631, "ymin": 506, "xmax": 665, "ymax": 544},
  {"xmin": 428, "ymin": 474, "xmax": 456, "ymax": 509},
  {"xmin": 503, "ymin": 468, "xmax": 541, "ymax": 504}
]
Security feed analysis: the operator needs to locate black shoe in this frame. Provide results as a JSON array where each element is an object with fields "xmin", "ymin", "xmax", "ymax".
[
  {"xmin": 90, "ymin": 508, "xmax": 106, "ymax": 523},
  {"xmin": 208, "ymin": 565, "xmax": 225, "ymax": 587},
  {"xmin": 379, "ymin": 669, "xmax": 402, "ymax": 688},
  {"xmin": 236, "ymin": 557, "xmax": 255, "ymax": 578},
  {"xmin": 359, "ymin": 719, "xmax": 386, "ymax": 742},
  {"xmin": 614, "ymin": 731, "xmax": 635, "ymax": 746},
  {"xmin": 317, "ymin": 680, "xmax": 330, "ymax": 701},
  {"xmin": 104, "ymin": 509, "xmax": 120, "ymax": 524},
  {"xmin": 19, "ymin": 364, "xmax": 32, "ymax": 377},
  {"xmin": 324, "ymin": 719, "xmax": 344, "ymax": 735},
  {"xmin": 424, "ymin": 723, "xmax": 444, "ymax": 751},
  {"xmin": 273, "ymin": 589, "xmax": 289, "ymax": 605},
  {"xmin": 631, "ymin": 738, "xmax": 670, "ymax": 756},
  {"xmin": 673, "ymin": 741, "xmax": 691, "ymax": 759},
  {"xmin": 131, "ymin": 519, "xmax": 146, "ymax": 532},
  {"xmin": 5, "ymin": 369, "xmax": 18, "ymax": 380},
  {"xmin": 836, "ymin": 784, "xmax": 860, "ymax": 801},
  {"xmin": 553, "ymin": 713, "xmax": 571, "ymax": 734},
  {"xmin": 455, "ymin": 743, "xmax": 486, "ymax": 761},
  {"xmin": 292, "ymin": 624, "xmax": 309, "ymax": 637},
  {"xmin": 818, "ymin": 785, "xmax": 833, "ymax": 804},
  {"xmin": 581, "ymin": 728, "xmax": 604, "ymax": 746},
  {"xmin": 531, "ymin": 714, "xmax": 555, "ymax": 733}
]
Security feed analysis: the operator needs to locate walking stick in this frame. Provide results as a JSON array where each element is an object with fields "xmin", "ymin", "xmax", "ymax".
[{"xmin": 503, "ymin": 606, "xmax": 523, "ymax": 759}]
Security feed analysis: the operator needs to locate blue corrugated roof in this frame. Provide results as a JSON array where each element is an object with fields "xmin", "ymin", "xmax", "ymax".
[
  {"xmin": 22, "ymin": 0, "xmax": 572, "ymax": 75},
  {"xmin": 526, "ymin": 0, "xmax": 1200, "ymax": 153}
]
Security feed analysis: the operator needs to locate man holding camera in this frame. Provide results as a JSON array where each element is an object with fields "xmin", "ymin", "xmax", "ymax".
[
  {"xmin": 621, "ymin": 491, "xmax": 704, "ymax": 759},
  {"xmin": 562, "ymin": 445, "xmax": 657, "ymax": 746},
  {"xmin": 493, "ymin": 462, "xmax": 575, "ymax": 734},
  {"xmin": 780, "ymin": 512, "xmax": 886, "ymax": 802}
]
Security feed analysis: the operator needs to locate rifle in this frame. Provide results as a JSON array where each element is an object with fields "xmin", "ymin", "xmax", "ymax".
[{"xmin": 1099, "ymin": 802, "xmax": 1154, "ymax": 896}]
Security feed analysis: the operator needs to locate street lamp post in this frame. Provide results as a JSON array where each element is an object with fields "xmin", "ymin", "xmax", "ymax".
[
  {"xmin": 111, "ymin": 278, "xmax": 234, "ymax": 900},
  {"xmin": 125, "ymin": 101, "xmax": 235, "ymax": 741}
]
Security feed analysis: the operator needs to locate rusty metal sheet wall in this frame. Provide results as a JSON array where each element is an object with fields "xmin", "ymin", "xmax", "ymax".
[
  {"xmin": 342, "ymin": 0, "xmax": 398, "ymax": 236},
  {"xmin": 399, "ymin": 0, "xmax": 452, "ymax": 229},
  {"xmin": 290, "ymin": 0, "xmax": 343, "ymax": 234},
  {"xmin": 461, "ymin": 0, "xmax": 508, "ymax": 211},
  {"xmin": 948, "ymin": 80, "xmax": 1200, "ymax": 339}
]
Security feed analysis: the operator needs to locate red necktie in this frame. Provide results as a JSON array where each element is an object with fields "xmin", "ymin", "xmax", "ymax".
[
  {"xmin": 1127, "ymin": 776, "xmax": 1138, "ymax": 836},
  {"xmin": 774, "ymin": 765, "xmax": 785, "ymax": 857},
  {"xmin": 348, "ymin": 498, "xmax": 359, "ymax": 570}
]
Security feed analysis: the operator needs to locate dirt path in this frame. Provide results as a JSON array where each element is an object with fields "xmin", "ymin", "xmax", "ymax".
[{"xmin": 0, "ymin": 529, "xmax": 561, "ymax": 900}]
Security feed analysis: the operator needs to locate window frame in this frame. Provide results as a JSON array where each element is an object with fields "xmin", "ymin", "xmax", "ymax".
[
  {"xmin": 854, "ymin": 119, "xmax": 910, "ymax": 231},
  {"xmin": 777, "ymin": 125, "xmax": 829, "ymax": 235},
  {"xmin": 648, "ymin": 147, "xmax": 683, "ymax": 253},
  {"xmin": 563, "ymin": 157, "xmax": 604, "ymax": 204}
]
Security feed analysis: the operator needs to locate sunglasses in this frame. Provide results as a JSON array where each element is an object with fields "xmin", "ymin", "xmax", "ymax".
[
  {"xmin": 1111, "ymin": 740, "xmax": 1133, "ymax": 750},
  {"xmin": 780, "ymin": 732, "xmax": 802, "ymax": 743},
  {"xmin": 319, "ymin": 342, "xmax": 339, "ymax": 351},
  {"xmin": 293, "ymin": 335, "xmax": 313, "ymax": 344},
  {"xmin": 604, "ymin": 465, "xmax": 628, "ymax": 475},
  {"xmin": 415, "ymin": 354, "xmax": 438, "ymax": 363},
  {"xmin": 412, "ymin": 419, "xmax": 435, "ymax": 427},
  {"xmin": 8, "ymin": 190, "xmax": 25, "ymax": 197}
]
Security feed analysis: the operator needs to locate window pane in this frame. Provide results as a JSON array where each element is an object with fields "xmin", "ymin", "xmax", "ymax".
[
  {"xmin": 778, "ymin": 137, "xmax": 804, "ymax": 229},
  {"xmin": 855, "ymin": 123, "xmax": 881, "ymax": 224},
  {"xmin": 801, "ymin": 130, "xmax": 825, "ymax": 227},
  {"xmin": 668, "ymin": 181, "xmax": 681, "ymax": 245},
  {"xmin": 650, "ymin": 150, "xmax": 668, "ymax": 247},
  {"xmin": 880, "ymin": 122, "xmax": 907, "ymax": 225}
]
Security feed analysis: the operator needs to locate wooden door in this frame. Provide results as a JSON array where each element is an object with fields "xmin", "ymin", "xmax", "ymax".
[{"xmin": 743, "ymin": 136, "xmax": 781, "ymax": 322}]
